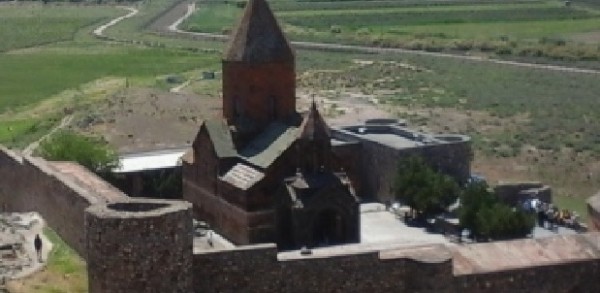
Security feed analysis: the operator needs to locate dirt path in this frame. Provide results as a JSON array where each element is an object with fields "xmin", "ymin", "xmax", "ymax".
[
  {"xmin": 22, "ymin": 115, "xmax": 72, "ymax": 156},
  {"xmin": 93, "ymin": 6, "xmax": 138, "ymax": 37},
  {"xmin": 1, "ymin": 213, "xmax": 53, "ymax": 281},
  {"xmin": 163, "ymin": 2, "xmax": 600, "ymax": 75}
]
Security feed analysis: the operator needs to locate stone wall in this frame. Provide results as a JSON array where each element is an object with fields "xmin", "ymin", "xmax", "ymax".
[
  {"xmin": 0, "ymin": 146, "xmax": 126, "ymax": 256},
  {"xmin": 192, "ymin": 244, "xmax": 454, "ymax": 293},
  {"xmin": 494, "ymin": 182, "xmax": 552, "ymax": 206},
  {"xmin": 3, "ymin": 145, "xmax": 600, "ymax": 293},
  {"xmin": 85, "ymin": 199, "xmax": 194, "ymax": 293},
  {"xmin": 191, "ymin": 234, "xmax": 600, "ymax": 293},
  {"xmin": 350, "ymin": 137, "xmax": 471, "ymax": 202},
  {"xmin": 455, "ymin": 260, "xmax": 600, "ymax": 292}
]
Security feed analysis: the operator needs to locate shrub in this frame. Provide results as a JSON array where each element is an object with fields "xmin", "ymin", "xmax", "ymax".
[
  {"xmin": 38, "ymin": 131, "xmax": 119, "ymax": 174},
  {"xmin": 459, "ymin": 182, "xmax": 535, "ymax": 240}
]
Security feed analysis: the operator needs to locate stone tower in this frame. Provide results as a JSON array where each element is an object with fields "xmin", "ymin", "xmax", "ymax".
[{"xmin": 222, "ymin": 0, "xmax": 297, "ymax": 136}]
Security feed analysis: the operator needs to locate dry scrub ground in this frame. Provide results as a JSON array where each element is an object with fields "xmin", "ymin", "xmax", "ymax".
[{"xmin": 73, "ymin": 86, "xmax": 220, "ymax": 153}]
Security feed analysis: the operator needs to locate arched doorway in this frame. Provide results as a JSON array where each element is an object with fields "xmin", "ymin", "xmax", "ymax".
[{"xmin": 313, "ymin": 208, "xmax": 346, "ymax": 246}]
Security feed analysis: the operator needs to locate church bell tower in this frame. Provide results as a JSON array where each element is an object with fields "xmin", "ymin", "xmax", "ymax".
[{"xmin": 222, "ymin": 0, "xmax": 297, "ymax": 133}]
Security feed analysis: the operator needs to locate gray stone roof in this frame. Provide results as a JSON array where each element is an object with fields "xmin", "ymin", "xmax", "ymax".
[
  {"xmin": 223, "ymin": 0, "xmax": 294, "ymax": 63},
  {"xmin": 239, "ymin": 122, "xmax": 298, "ymax": 168},
  {"xmin": 205, "ymin": 119, "xmax": 238, "ymax": 158}
]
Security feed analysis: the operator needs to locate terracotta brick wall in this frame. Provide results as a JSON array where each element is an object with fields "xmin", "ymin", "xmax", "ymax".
[{"xmin": 222, "ymin": 61, "xmax": 296, "ymax": 128}]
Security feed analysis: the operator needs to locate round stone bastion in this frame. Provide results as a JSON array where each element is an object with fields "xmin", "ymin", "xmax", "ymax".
[{"xmin": 85, "ymin": 199, "xmax": 193, "ymax": 293}]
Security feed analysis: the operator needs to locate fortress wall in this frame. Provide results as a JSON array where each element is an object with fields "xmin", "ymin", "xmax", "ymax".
[
  {"xmin": 192, "ymin": 244, "xmax": 453, "ymax": 293},
  {"xmin": 455, "ymin": 260, "xmax": 600, "ymax": 292},
  {"xmin": 0, "ymin": 146, "xmax": 125, "ymax": 257},
  {"xmin": 86, "ymin": 200, "xmax": 194, "ymax": 293},
  {"xmin": 0, "ymin": 146, "xmax": 23, "ymax": 212}
]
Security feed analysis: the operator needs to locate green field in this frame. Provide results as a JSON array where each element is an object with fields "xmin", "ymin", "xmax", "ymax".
[
  {"xmin": 0, "ymin": 5, "xmax": 119, "ymax": 52},
  {"xmin": 0, "ymin": 47, "xmax": 216, "ymax": 112},
  {"xmin": 0, "ymin": 45, "xmax": 218, "ymax": 146},
  {"xmin": 183, "ymin": 0, "xmax": 600, "ymax": 61},
  {"xmin": 0, "ymin": 2, "xmax": 221, "ymax": 147}
]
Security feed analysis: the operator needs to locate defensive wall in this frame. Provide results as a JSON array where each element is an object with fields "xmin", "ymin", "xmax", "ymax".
[
  {"xmin": 2, "ymin": 145, "xmax": 600, "ymax": 292},
  {"xmin": 0, "ymin": 146, "xmax": 127, "ymax": 256}
]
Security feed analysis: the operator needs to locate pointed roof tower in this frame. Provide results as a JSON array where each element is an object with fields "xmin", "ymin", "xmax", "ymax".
[
  {"xmin": 299, "ymin": 101, "xmax": 331, "ymax": 141},
  {"xmin": 224, "ymin": 0, "xmax": 294, "ymax": 63}
]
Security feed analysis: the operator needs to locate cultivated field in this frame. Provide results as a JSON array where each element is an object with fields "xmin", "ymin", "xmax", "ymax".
[
  {"xmin": 183, "ymin": 0, "xmax": 600, "ymax": 63},
  {"xmin": 0, "ymin": 4, "xmax": 119, "ymax": 52}
]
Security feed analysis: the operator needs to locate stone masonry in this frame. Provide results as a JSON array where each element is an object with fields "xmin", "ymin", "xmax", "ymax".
[
  {"xmin": 1, "ymin": 146, "xmax": 600, "ymax": 292},
  {"xmin": 85, "ymin": 199, "xmax": 193, "ymax": 293}
]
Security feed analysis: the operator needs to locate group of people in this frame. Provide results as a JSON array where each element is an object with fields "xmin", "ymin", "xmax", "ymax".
[{"xmin": 523, "ymin": 198, "xmax": 581, "ymax": 231}]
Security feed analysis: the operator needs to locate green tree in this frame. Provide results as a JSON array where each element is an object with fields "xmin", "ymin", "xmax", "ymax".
[
  {"xmin": 394, "ymin": 156, "xmax": 459, "ymax": 218},
  {"xmin": 459, "ymin": 182, "xmax": 535, "ymax": 240},
  {"xmin": 38, "ymin": 131, "xmax": 119, "ymax": 174}
]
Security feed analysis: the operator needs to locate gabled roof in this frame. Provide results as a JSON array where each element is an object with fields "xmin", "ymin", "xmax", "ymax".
[
  {"xmin": 201, "ymin": 119, "xmax": 238, "ymax": 158},
  {"xmin": 223, "ymin": 0, "xmax": 294, "ymax": 63},
  {"xmin": 239, "ymin": 122, "xmax": 298, "ymax": 168},
  {"xmin": 299, "ymin": 102, "xmax": 331, "ymax": 141}
]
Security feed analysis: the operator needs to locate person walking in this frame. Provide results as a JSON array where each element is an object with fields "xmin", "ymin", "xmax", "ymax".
[{"xmin": 34, "ymin": 234, "xmax": 43, "ymax": 262}]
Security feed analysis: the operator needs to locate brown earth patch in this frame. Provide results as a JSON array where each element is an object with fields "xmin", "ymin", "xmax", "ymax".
[{"xmin": 73, "ymin": 87, "xmax": 220, "ymax": 153}]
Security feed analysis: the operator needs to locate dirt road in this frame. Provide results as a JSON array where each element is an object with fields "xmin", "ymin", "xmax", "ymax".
[
  {"xmin": 93, "ymin": 6, "xmax": 138, "ymax": 37},
  {"xmin": 161, "ymin": 1, "xmax": 600, "ymax": 75}
]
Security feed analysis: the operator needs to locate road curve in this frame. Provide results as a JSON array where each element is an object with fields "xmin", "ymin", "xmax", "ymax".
[
  {"xmin": 165, "ymin": 2, "xmax": 600, "ymax": 75},
  {"xmin": 93, "ymin": 6, "xmax": 138, "ymax": 37}
]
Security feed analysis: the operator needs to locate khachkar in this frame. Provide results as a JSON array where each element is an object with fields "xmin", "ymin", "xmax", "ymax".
[{"xmin": 85, "ymin": 199, "xmax": 193, "ymax": 293}]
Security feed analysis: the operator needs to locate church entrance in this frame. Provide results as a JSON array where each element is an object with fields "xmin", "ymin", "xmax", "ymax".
[{"xmin": 313, "ymin": 208, "xmax": 346, "ymax": 246}]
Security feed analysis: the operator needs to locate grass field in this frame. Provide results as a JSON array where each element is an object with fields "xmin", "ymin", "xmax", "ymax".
[
  {"xmin": 0, "ymin": 4, "xmax": 119, "ymax": 52},
  {"xmin": 0, "ymin": 46, "xmax": 219, "ymax": 146},
  {"xmin": 0, "ymin": 47, "xmax": 217, "ymax": 112},
  {"xmin": 183, "ymin": 0, "xmax": 600, "ymax": 62}
]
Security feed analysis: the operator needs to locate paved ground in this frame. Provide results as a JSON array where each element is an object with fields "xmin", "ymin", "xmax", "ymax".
[
  {"xmin": 0, "ymin": 213, "xmax": 52, "ymax": 283},
  {"xmin": 193, "ymin": 224, "xmax": 235, "ymax": 252},
  {"xmin": 360, "ymin": 203, "xmax": 451, "ymax": 247}
]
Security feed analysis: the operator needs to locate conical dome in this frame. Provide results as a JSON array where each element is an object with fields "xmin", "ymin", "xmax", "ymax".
[
  {"xmin": 299, "ymin": 102, "xmax": 331, "ymax": 141},
  {"xmin": 224, "ymin": 0, "xmax": 294, "ymax": 63}
]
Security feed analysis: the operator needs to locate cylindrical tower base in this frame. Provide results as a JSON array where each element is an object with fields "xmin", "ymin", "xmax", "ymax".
[{"xmin": 85, "ymin": 199, "xmax": 193, "ymax": 293}]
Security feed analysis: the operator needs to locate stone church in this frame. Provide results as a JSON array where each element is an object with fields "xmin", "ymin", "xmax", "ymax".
[
  {"xmin": 182, "ymin": 0, "xmax": 360, "ymax": 249},
  {"xmin": 182, "ymin": 0, "xmax": 472, "ymax": 249}
]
